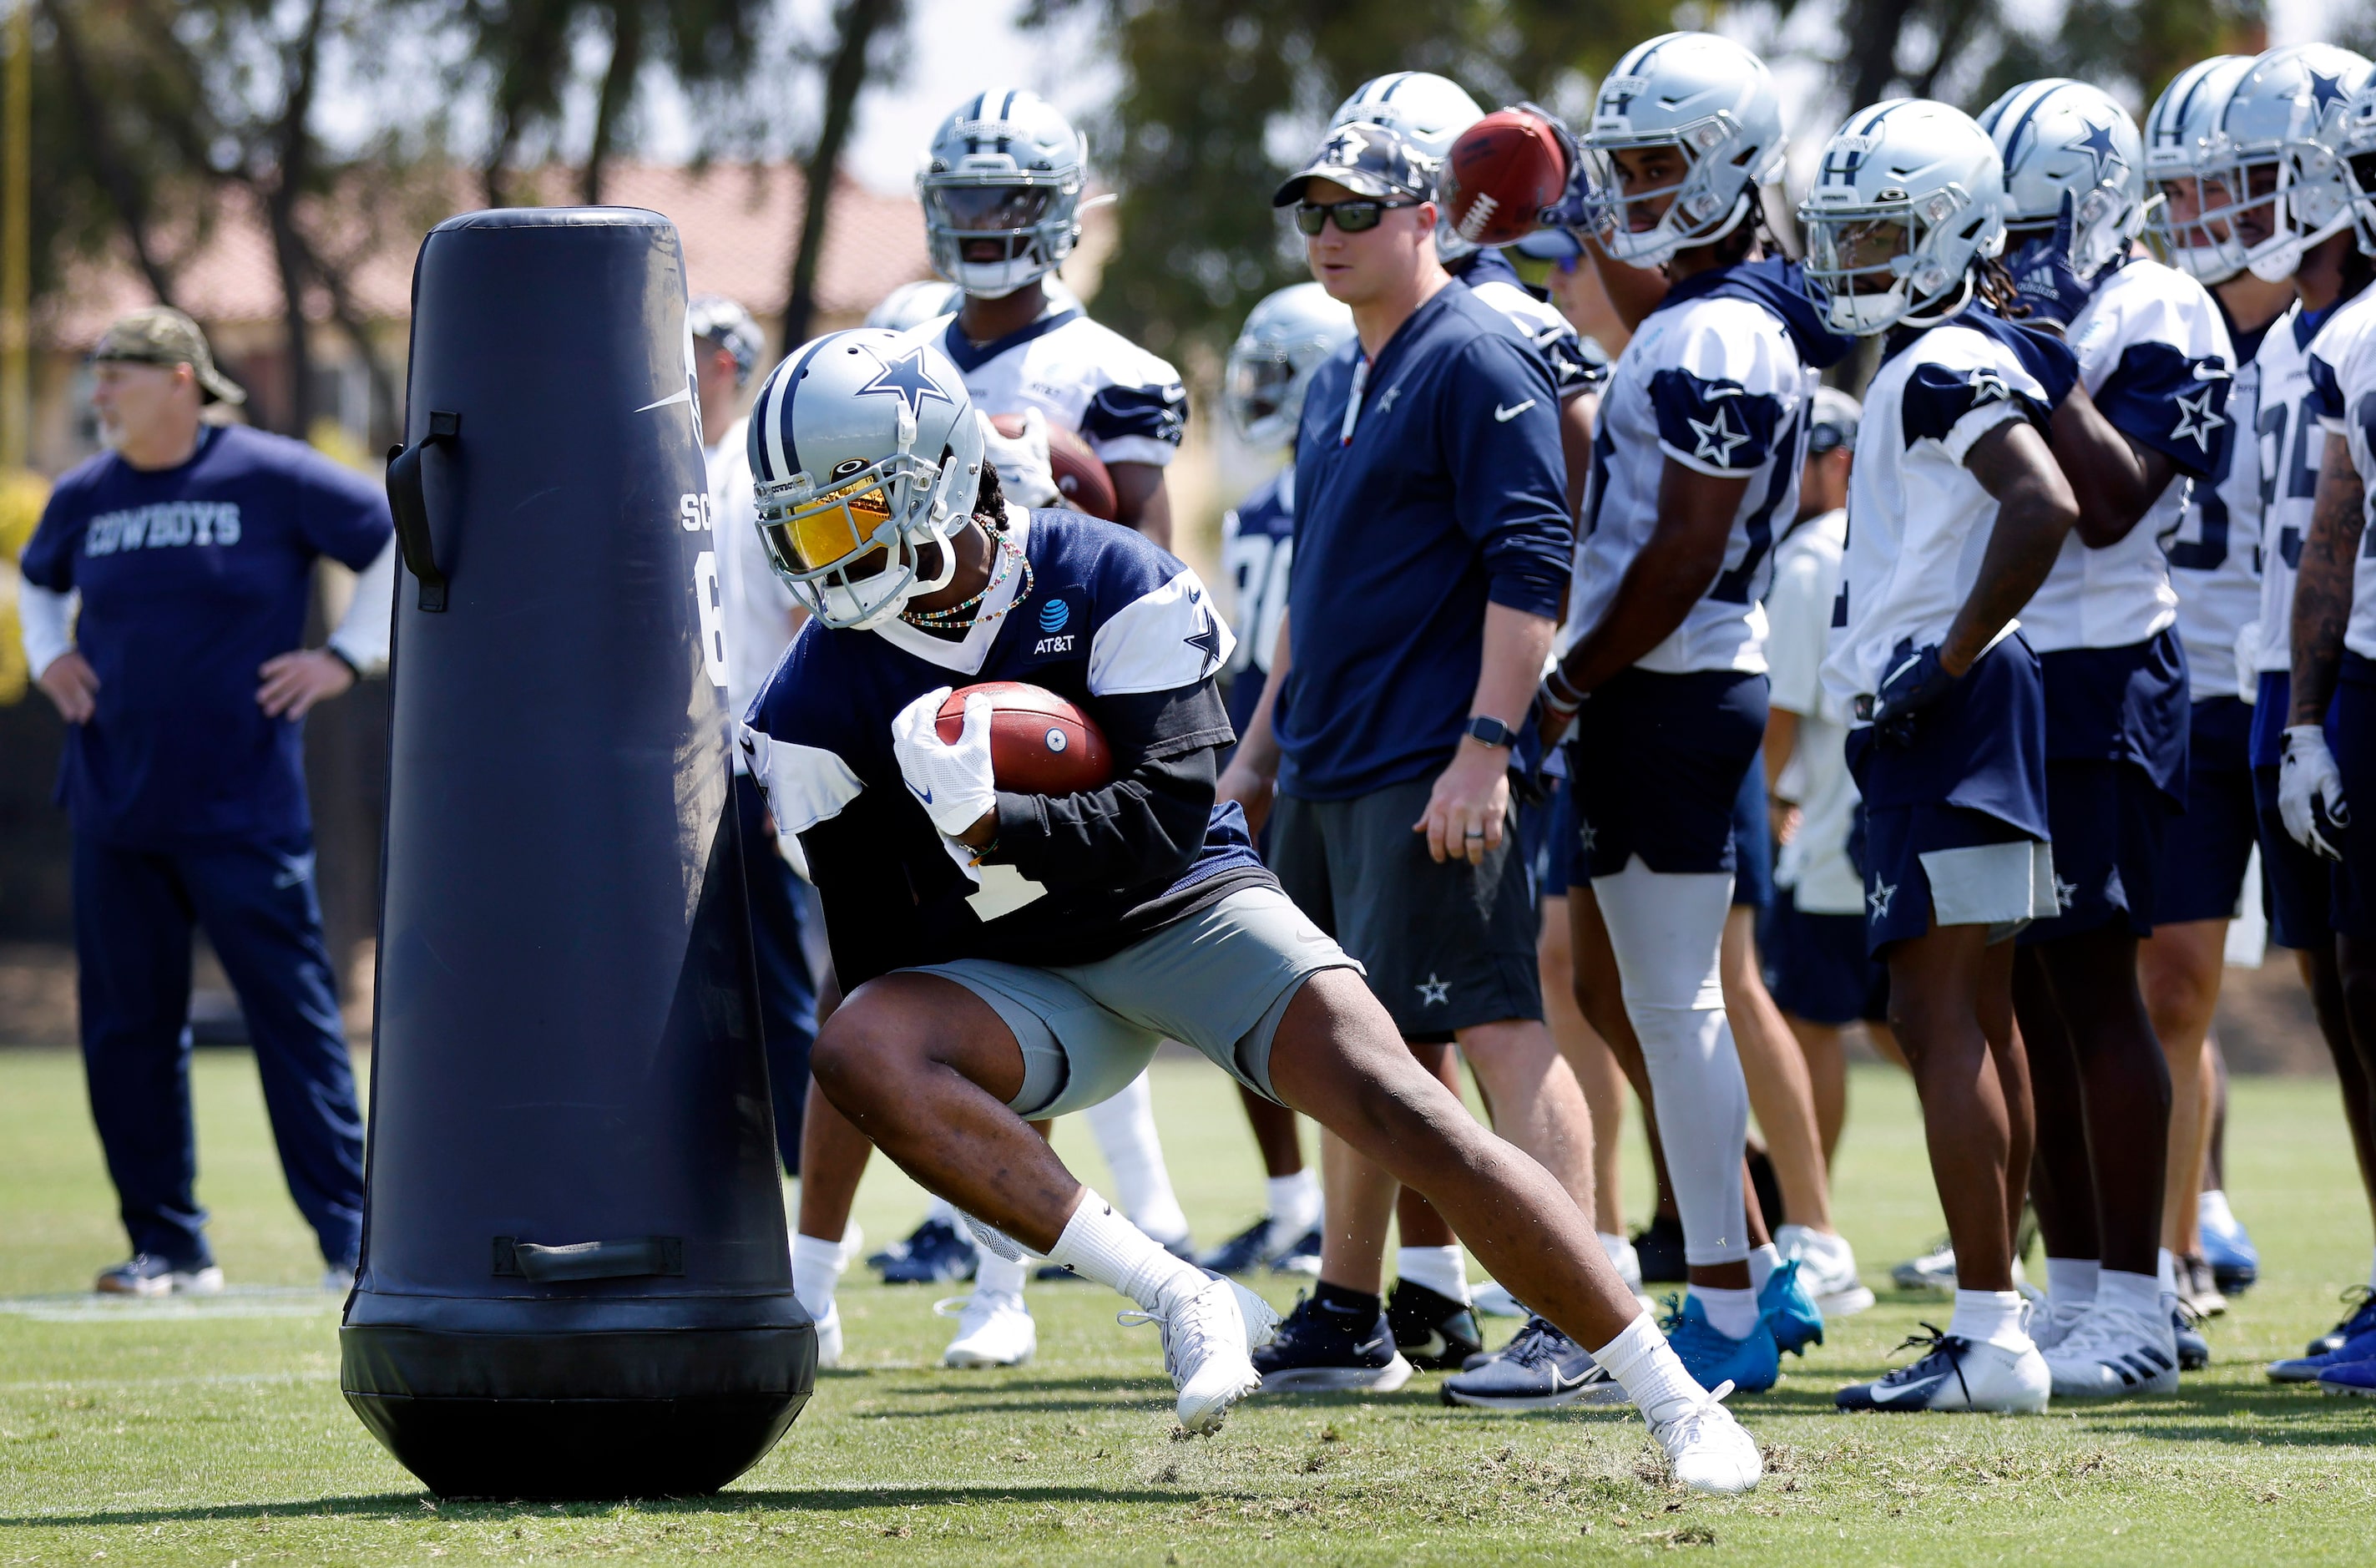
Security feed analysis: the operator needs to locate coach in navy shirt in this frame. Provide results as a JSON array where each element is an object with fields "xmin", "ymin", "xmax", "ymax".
[
  {"xmin": 18, "ymin": 308, "xmax": 395, "ymax": 1297},
  {"xmin": 1219, "ymin": 120, "xmax": 1602, "ymax": 1384}
]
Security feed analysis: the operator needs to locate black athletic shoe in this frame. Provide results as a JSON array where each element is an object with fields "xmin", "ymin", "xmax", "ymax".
[
  {"xmin": 2174, "ymin": 1306, "xmax": 2212, "ymax": 1372},
  {"xmin": 1388, "ymin": 1279, "xmax": 1484, "ymax": 1371},
  {"xmin": 1251, "ymin": 1294, "xmax": 1414, "ymax": 1393},
  {"xmin": 2308, "ymin": 1287, "xmax": 2376, "ymax": 1358},
  {"xmin": 1632, "ymin": 1215, "xmax": 1688, "ymax": 1284},
  {"xmin": 1272, "ymin": 1225, "xmax": 1323, "ymax": 1276},
  {"xmin": 1198, "ymin": 1216, "xmax": 1280, "ymax": 1276},
  {"xmin": 876, "ymin": 1218, "xmax": 977, "ymax": 1284}
]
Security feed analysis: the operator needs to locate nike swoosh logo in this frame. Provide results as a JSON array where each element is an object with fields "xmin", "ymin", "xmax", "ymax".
[
  {"xmin": 2191, "ymin": 363, "xmax": 2228, "ymax": 380},
  {"xmin": 1881, "ymin": 654, "xmax": 1921, "ymax": 688},
  {"xmin": 1868, "ymin": 1371, "xmax": 1945, "ymax": 1404},
  {"xmin": 1549, "ymin": 1366, "xmax": 1596, "ymax": 1392},
  {"xmin": 909, "ymin": 781, "xmax": 934, "ymax": 804},
  {"xmin": 1494, "ymin": 400, "xmax": 1537, "ymax": 422},
  {"xmin": 1412, "ymin": 1331, "xmax": 1448, "ymax": 1358}
]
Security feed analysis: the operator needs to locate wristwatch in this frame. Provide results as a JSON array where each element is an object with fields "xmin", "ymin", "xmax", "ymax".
[{"xmin": 1463, "ymin": 714, "xmax": 1517, "ymax": 750}]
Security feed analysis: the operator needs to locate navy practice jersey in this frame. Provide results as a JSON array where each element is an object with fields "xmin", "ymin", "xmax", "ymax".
[
  {"xmin": 744, "ymin": 506, "xmax": 1270, "ymax": 988},
  {"xmin": 18, "ymin": 423, "xmax": 393, "ymax": 847},
  {"xmin": 1277, "ymin": 283, "xmax": 1571, "ymax": 801},
  {"xmin": 1220, "ymin": 465, "xmax": 1293, "ymax": 739}
]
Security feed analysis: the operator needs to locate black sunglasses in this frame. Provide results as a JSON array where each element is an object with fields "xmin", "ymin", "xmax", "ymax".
[{"xmin": 1295, "ymin": 197, "xmax": 1420, "ymax": 235}]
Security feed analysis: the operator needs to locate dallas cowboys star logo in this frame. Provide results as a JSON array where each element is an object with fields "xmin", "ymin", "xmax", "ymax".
[
  {"xmin": 1966, "ymin": 369, "xmax": 2012, "ymax": 406},
  {"xmin": 1689, "ymin": 405, "xmax": 1749, "ymax": 466},
  {"xmin": 1416, "ymin": 974, "xmax": 1451, "ymax": 1006},
  {"xmin": 1577, "ymin": 821, "xmax": 1598, "ymax": 854},
  {"xmin": 2170, "ymin": 385, "xmax": 2226, "ymax": 451},
  {"xmin": 1325, "ymin": 125, "xmax": 1369, "ymax": 165},
  {"xmin": 2065, "ymin": 117, "xmax": 2125, "ymax": 183},
  {"xmin": 1184, "ymin": 610, "xmax": 1226, "ymax": 672},
  {"xmin": 1868, "ymin": 879, "xmax": 1896, "ymax": 918},
  {"xmin": 855, "ymin": 350, "xmax": 953, "ymax": 418},
  {"xmin": 1377, "ymin": 385, "xmax": 1401, "ymax": 415},
  {"xmin": 2054, "ymin": 874, "xmax": 2078, "ymax": 912},
  {"xmin": 2310, "ymin": 68, "xmax": 2349, "ymax": 118}
]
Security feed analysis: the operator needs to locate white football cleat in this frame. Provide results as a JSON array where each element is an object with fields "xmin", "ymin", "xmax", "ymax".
[
  {"xmin": 2044, "ymin": 1305, "xmax": 2179, "ymax": 1399},
  {"xmin": 1125, "ymin": 1271, "xmax": 1280, "ymax": 1434},
  {"xmin": 937, "ymin": 1290, "xmax": 1036, "ymax": 1368},
  {"xmin": 1836, "ymin": 1328, "xmax": 2050, "ymax": 1413},
  {"xmin": 814, "ymin": 1298, "xmax": 844, "ymax": 1368},
  {"xmin": 1777, "ymin": 1224, "xmax": 1874, "ymax": 1317},
  {"xmin": 2016, "ymin": 1282, "xmax": 2089, "ymax": 1353},
  {"xmin": 1646, "ymin": 1381, "xmax": 1762, "ymax": 1495}
]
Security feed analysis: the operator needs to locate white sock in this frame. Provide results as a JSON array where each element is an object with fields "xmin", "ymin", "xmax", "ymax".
[
  {"xmin": 974, "ymin": 1247, "xmax": 1029, "ymax": 1300},
  {"xmin": 2097, "ymin": 1267, "xmax": 2161, "ymax": 1322},
  {"xmin": 1747, "ymin": 1243, "xmax": 1782, "ymax": 1296},
  {"xmin": 1084, "ymin": 1074, "xmax": 1192, "ymax": 1245},
  {"xmin": 1691, "ymin": 1284, "xmax": 1759, "ymax": 1340},
  {"xmin": 791, "ymin": 1232, "xmax": 847, "ymax": 1321},
  {"xmin": 1949, "ymin": 1287, "xmax": 2030, "ymax": 1351},
  {"xmin": 1044, "ymin": 1187, "xmax": 1208, "ymax": 1316},
  {"xmin": 924, "ymin": 1194, "xmax": 959, "ymax": 1227},
  {"xmin": 2045, "ymin": 1257, "xmax": 2098, "ymax": 1307},
  {"xmin": 1266, "ymin": 1171, "xmax": 1321, "ymax": 1237},
  {"xmin": 1600, "ymin": 1232, "xmax": 1638, "ymax": 1267},
  {"xmin": 2198, "ymin": 1188, "xmax": 2235, "ymax": 1231},
  {"xmin": 1395, "ymin": 1245, "xmax": 1470, "ymax": 1303},
  {"xmin": 2156, "ymin": 1247, "xmax": 2178, "ymax": 1299},
  {"xmin": 1591, "ymin": 1311, "xmax": 1708, "ymax": 1427}
]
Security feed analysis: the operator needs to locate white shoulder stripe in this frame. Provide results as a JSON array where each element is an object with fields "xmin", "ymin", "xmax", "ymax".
[
  {"xmin": 1087, "ymin": 567, "xmax": 1236, "ymax": 696},
  {"xmin": 741, "ymin": 727, "xmax": 865, "ymax": 833}
]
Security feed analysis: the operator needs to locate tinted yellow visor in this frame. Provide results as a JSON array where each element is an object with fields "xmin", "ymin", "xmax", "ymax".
[{"xmin": 782, "ymin": 478, "xmax": 894, "ymax": 571}]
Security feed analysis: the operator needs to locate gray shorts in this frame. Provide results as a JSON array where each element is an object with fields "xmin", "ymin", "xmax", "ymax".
[
  {"xmin": 907, "ymin": 884, "xmax": 1362, "ymax": 1119},
  {"xmin": 1270, "ymin": 776, "xmax": 1544, "ymax": 1040}
]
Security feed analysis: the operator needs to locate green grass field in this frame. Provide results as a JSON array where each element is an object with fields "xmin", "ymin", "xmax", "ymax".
[{"xmin": 3, "ymin": 1048, "xmax": 2373, "ymax": 1565}]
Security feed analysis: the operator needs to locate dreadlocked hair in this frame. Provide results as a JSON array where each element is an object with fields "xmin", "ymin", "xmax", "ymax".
[
  {"xmin": 1975, "ymin": 254, "xmax": 2030, "ymax": 321},
  {"xmin": 973, "ymin": 454, "xmax": 1009, "ymax": 529}
]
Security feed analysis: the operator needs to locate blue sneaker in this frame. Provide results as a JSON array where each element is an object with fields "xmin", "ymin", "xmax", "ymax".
[
  {"xmin": 1759, "ymin": 1258, "xmax": 1824, "ymax": 1357},
  {"xmin": 2304, "ymin": 1288, "xmax": 2376, "ymax": 1358},
  {"xmin": 873, "ymin": 1217, "xmax": 978, "ymax": 1285},
  {"xmin": 2318, "ymin": 1353, "xmax": 2376, "ymax": 1397},
  {"xmin": 2197, "ymin": 1191, "xmax": 2258, "ymax": 1294},
  {"xmin": 2268, "ymin": 1321, "xmax": 2376, "ymax": 1383},
  {"xmin": 1664, "ymin": 1294, "xmax": 1780, "ymax": 1393},
  {"xmin": 1440, "ymin": 1315, "xmax": 1625, "ymax": 1409},
  {"xmin": 1250, "ymin": 1294, "xmax": 1413, "ymax": 1393}
]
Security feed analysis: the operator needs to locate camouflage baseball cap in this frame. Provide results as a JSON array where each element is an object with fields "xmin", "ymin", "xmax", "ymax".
[
  {"xmin": 1274, "ymin": 119, "xmax": 1438, "ymax": 208},
  {"xmin": 90, "ymin": 306, "xmax": 246, "ymax": 406}
]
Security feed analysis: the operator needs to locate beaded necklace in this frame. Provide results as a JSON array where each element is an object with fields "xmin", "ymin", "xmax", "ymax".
[{"xmin": 898, "ymin": 526, "xmax": 1034, "ymax": 631}]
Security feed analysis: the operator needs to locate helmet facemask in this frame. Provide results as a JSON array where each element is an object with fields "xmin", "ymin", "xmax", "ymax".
[
  {"xmin": 2148, "ymin": 171, "xmax": 2248, "ymax": 283},
  {"xmin": 1801, "ymin": 190, "xmax": 1987, "ymax": 336},
  {"xmin": 756, "ymin": 422, "xmax": 970, "ymax": 630},
  {"xmin": 923, "ymin": 171, "xmax": 1081, "ymax": 298},
  {"xmin": 1585, "ymin": 114, "xmax": 1772, "ymax": 268}
]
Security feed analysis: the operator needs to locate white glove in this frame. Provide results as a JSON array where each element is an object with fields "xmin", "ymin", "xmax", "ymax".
[
  {"xmin": 891, "ymin": 685, "xmax": 998, "ymax": 839},
  {"xmin": 2280, "ymin": 724, "xmax": 2350, "ymax": 862},
  {"xmin": 979, "ymin": 407, "xmax": 1060, "ymax": 508},
  {"xmin": 2234, "ymin": 620, "xmax": 2261, "ymax": 705}
]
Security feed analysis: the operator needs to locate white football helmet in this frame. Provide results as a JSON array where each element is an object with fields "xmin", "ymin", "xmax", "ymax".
[
  {"xmin": 865, "ymin": 280, "xmax": 961, "ymax": 331},
  {"xmin": 2285, "ymin": 53, "xmax": 2376, "ymax": 258},
  {"xmin": 746, "ymin": 330, "xmax": 988, "ymax": 630},
  {"xmin": 2143, "ymin": 56, "xmax": 2255, "ymax": 282},
  {"xmin": 1224, "ymin": 282, "xmax": 1357, "ymax": 450},
  {"xmin": 1975, "ymin": 79, "xmax": 2146, "ymax": 281},
  {"xmin": 2201, "ymin": 44, "xmax": 2372, "ymax": 282},
  {"xmin": 918, "ymin": 89, "xmax": 1089, "ymax": 299},
  {"xmin": 1582, "ymin": 32, "xmax": 1787, "ymax": 269},
  {"xmin": 1330, "ymin": 72, "xmax": 1484, "ymax": 260},
  {"xmin": 1799, "ymin": 99, "xmax": 2009, "ymax": 337}
]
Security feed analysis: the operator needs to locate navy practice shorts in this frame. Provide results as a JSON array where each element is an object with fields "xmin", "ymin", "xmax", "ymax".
[
  {"xmin": 1570, "ymin": 668, "xmax": 1767, "ymax": 886},
  {"xmin": 2156, "ymin": 696, "xmax": 2259, "ymax": 926},
  {"xmin": 1762, "ymin": 883, "xmax": 1888, "ymax": 1025},
  {"xmin": 2331, "ymin": 655, "xmax": 2376, "ymax": 937},
  {"xmin": 2018, "ymin": 759, "xmax": 2173, "ymax": 943},
  {"xmin": 1731, "ymin": 761, "xmax": 1774, "ymax": 913}
]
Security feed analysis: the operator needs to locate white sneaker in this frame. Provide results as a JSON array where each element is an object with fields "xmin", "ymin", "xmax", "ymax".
[
  {"xmin": 1471, "ymin": 1281, "xmax": 1525, "ymax": 1318},
  {"xmin": 937, "ymin": 1290, "xmax": 1036, "ymax": 1368},
  {"xmin": 2044, "ymin": 1304, "xmax": 2180, "ymax": 1399},
  {"xmin": 1646, "ymin": 1382, "xmax": 1762, "ymax": 1495},
  {"xmin": 1835, "ymin": 1331, "xmax": 2050, "ymax": 1414},
  {"xmin": 1777, "ymin": 1225, "xmax": 1874, "ymax": 1317},
  {"xmin": 1891, "ymin": 1237, "xmax": 1958, "ymax": 1295},
  {"xmin": 2016, "ymin": 1282, "xmax": 2089, "ymax": 1352},
  {"xmin": 814, "ymin": 1298, "xmax": 844, "ymax": 1368},
  {"xmin": 1124, "ymin": 1271, "xmax": 1280, "ymax": 1434}
]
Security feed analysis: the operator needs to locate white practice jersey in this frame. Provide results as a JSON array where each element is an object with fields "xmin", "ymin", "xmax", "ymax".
[
  {"xmin": 923, "ymin": 294, "xmax": 1187, "ymax": 470},
  {"xmin": 705, "ymin": 417, "xmax": 803, "ymax": 737},
  {"xmin": 2167, "ymin": 309, "xmax": 2270, "ymax": 700},
  {"xmin": 1564, "ymin": 290, "xmax": 1813, "ymax": 675},
  {"xmin": 1219, "ymin": 462, "xmax": 1292, "ymax": 680},
  {"xmin": 2308, "ymin": 291, "xmax": 2376, "ymax": 661},
  {"xmin": 1767, "ymin": 508, "xmax": 1862, "ymax": 914},
  {"xmin": 1466, "ymin": 277, "xmax": 1600, "ymax": 402},
  {"xmin": 2020, "ymin": 258, "xmax": 2232, "ymax": 653},
  {"xmin": 1822, "ymin": 313, "xmax": 2054, "ymax": 713},
  {"xmin": 2257, "ymin": 288, "xmax": 2376, "ymax": 673}
]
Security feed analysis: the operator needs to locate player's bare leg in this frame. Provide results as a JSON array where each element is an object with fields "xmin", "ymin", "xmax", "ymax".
[
  {"xmin": 1544, "ymin": 893, "xmax": 1632, "ymax": 1239},
  {"xmin": 1724, "ymin": 908, "xmax": 1831, "ymax": 1234},
  {"xmin": 2141, "ymin": 919, "xmax": 2225, "ymax": 1286}
]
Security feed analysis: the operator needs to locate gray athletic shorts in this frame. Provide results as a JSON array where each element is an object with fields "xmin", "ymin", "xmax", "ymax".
[{"xmin": 906, "ymin": 884, "xmax": 1362, "ymax": 1119}]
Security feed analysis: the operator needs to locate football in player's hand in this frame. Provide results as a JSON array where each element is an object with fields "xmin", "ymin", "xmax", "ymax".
[
  {"xmin": 938, "ymin": 680, "xmax": 1115, "ymax": 794},
  {"xmin": 1442, "ymin": 108, "xmax": 1571, "ymax": 248},
  {"xmin": 991, "ymin": 413, "xmax": 1119, "ymax": 521}
]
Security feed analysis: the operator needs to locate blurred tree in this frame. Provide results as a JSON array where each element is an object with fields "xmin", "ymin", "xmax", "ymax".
[
  {"xmin": 779, "ymin": 0, "xmax": 904, "ymax": 351},
  {"xmin": 1028, "ymin": 0, "xmax": 1671, "ymax": 360}
]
